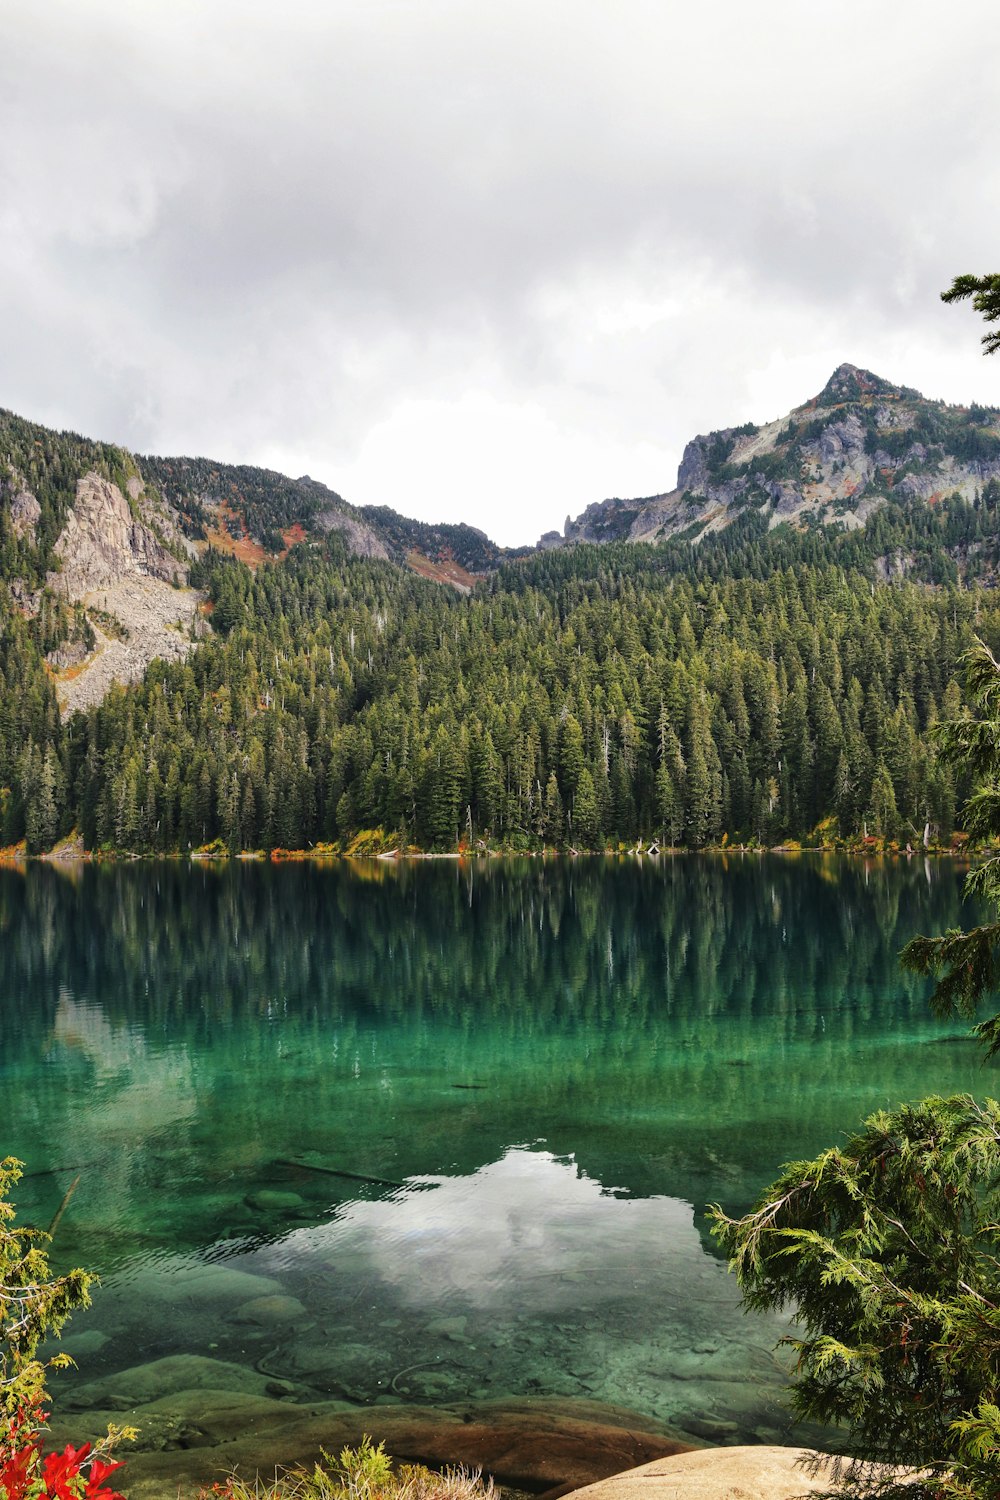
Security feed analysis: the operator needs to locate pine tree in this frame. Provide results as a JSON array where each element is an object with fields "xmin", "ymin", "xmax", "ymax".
[
  {"xmin": 711, "ymin": 1095, "xmax": 1000, "ymax": 1500},
  {"xmin": 558, "ymin": 713, "xmax": 586, "ymax": 803},
  {"xmin": 573, "ymin": 768, "xmax": 600, "ymax": 849},
  {"xmin": 421, "ymin": 724, "xmax": 463, "ymax": 849},
  {"xmin": 655, "ymin": 759, "xmax": 680, "ymax": 847},
  {"xmin": 941, "ymin": 272, "xmax": 1000, "ymax": 355},
  {"xmin": 19, "ymin": 743, "xmax": 43, "ymax": 852},
  {"xmin": 542, "ymin": 772, "xmax": 563, "ymax": 844},
  {"xmin": 868, "ymin": 760, "xmax": 899, "ymax": 840},
  {"xmin": 684, "ymin": 694, "xmax": 719, "ymax": 847},
  {"xmin": 474, "ymin": 730, "xmax": 504, "ymax": 835},
  {"xmin": 902, "ymin": 639, "xmax": 1000, "ymax": 1052}
]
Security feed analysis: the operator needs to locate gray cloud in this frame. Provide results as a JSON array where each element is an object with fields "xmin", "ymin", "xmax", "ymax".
[{"xmin": 2, "ymin": 0, "xmax": 999, "ymax": 543}]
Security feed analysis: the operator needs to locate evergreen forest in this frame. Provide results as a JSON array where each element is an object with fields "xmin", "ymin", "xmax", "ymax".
[{"xmin": 2, "ymin": 505, "xmax": 999, "ymax": 854}]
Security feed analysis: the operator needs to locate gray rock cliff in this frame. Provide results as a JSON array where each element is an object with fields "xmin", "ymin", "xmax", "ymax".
[
  {"xmin": 48, "ymin": 472, "xmax": 188, "ymax": 598},
  {"xmin": 10, "ymin": 488, "xmax": 41, "ymax": 541}
]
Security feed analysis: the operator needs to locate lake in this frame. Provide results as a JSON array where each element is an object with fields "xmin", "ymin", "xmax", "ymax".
[{"xmin": 0, "ymin": 854, "xmax": 989, "ymax": 1465}]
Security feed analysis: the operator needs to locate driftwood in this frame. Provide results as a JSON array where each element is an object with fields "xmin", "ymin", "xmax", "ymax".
[
  {"xmin": 47, "ymin": 1173, "xmax": 81, "ymax": 1238},
  {"xmin": 274, "ymin": 1157, "xmax": 404, "ymax": 1190}
]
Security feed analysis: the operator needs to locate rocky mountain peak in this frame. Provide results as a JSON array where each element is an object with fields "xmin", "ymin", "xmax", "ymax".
[
  {"xmin": 549, "ymin": 365, "xmax": 1000, "ymax": 551},
  {"xmin": 816, "ymin": 363, "xmax": 916, "ymax": 406}
]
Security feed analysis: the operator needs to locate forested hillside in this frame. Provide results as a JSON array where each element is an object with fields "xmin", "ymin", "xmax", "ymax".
[
  {"xmin": 0, "ymin": 408, "xmax": 148, "ymax": 586},
  {"xmin": 358, "ymin": 506, "xmax": 527, "ymax": 571},
  {"xmin": 0, "ymin": 517, "xmax": 992, "ymax": 853},
  {"xmin": 140, "ymin": 456, "xmax": 528, "ymax": 569},
  {"xmin": 5, "ymin": 389, "xmax": 1000, "ymax": 856}
]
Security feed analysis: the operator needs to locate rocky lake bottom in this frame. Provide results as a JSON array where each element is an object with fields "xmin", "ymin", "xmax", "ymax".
[{"xmin": 44, "ymin": 1151, "xmax": 812, "ymax": 1497}]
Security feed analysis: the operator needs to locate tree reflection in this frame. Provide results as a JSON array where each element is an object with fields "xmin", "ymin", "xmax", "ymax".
[{"xmin": 0, "ymin": 856, "xmax": 985, "ymax": 1270}]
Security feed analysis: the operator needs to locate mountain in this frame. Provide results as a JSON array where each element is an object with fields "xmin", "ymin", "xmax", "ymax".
[
  {"xmin": 6, "ymin": 376, "xmax": 1000, "ymax": 858},
  {"xmin": 0, "ymin": 409, "xmax": 524, "ymax": 714},
  {"xmin": 0, "ymin": 404, "xmax": 525, "ymax": 584},
  {"xmin": 138, "ymin": 452, "xmax": 390, "ymax": 561},
  {"xmin": 543, "ymin": 363, "xmax": 1000, "ymax": 549},
  {"xmin": 137, "ymin": 454, "xmax": 529, "ymax": 579},
  {"xmin": 3, "ymin": 361, "xmax": 1000, "ymax": 772}
]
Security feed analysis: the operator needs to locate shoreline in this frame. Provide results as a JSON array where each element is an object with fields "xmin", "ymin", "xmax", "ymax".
[
  {"xmin": 0, "ymin": 842, "xmax": 973, "ymax": 866},
  {"xmin": 43, "ymin": 1386, "xmax": 802, "ymax": 1500}
]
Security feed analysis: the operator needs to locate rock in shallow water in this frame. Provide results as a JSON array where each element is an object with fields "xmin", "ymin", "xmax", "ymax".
[
  {"xmin": 679, "ymin": 1419, "xmax": 740, "ymax": 1443},
  {"xmin": 424, "ymin": 1316, "xmax": 468, "ymax": 1340},
  {"xmin": 247, "ymin": 1190, "xmax": 306, "ymax": 1212},
  {"xmin": 61, "ymin": 1353, "xmax": 275, "ymax": 1410},
  {"xmin": 233, "ymin": 1294, "xmax": 308, "ymax": 1325},
  {"xmin": 266, "ymin": 1337, "xmax": 385, "ymax": 1388},
  {"xmin": 112, "ymin": 1256, "xmax": 284, "ymax": 1308},
  {"xmin": 58, "ymin": 1329, "xmax": 111, "ymax": 1359}
]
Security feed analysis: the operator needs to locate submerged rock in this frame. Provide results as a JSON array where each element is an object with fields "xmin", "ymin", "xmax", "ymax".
[
  {"xmin": 247, "ymin": 1190, "xmax": 305, "ymax": 1212},
  {"xmin": 680, "ymin": 1419, "xmax": 740, "ymax": 1443},
  {"xmin": 233, "ymin": 1294, "xmax": 308, "ymax": 1324},
  {"xmin": 265, "ymin": 1337, "xmax": 387, "ymax": 1394},
  {"xmin": 117, "ymin": 1257, "xmax": 284, "ymax": 1308},
  {"xmin": 58, "ymin": 1329, "xmax": 111, "ymax": 1359},
  {"xmin": 61, "ymin": 1353, "xmax": 275, "ymax": 1410},
  {"xmin": 47, "ymin": 1392, "xmax": 694, "ymax": 1500},
  {"xmin": 424, "ymin": 1316, "xmax": 469, "ymax": 1341}
]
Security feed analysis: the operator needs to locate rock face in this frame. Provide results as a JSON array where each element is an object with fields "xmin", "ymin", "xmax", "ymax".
[
  {"xmin": 10, "ymin": 487, "xmax": 41, "ymax": 541},
  {"xmin": 543, "ymin": 363, "xmax": 1000, "ymax": 551},
  {"xmin": 39, "ymin": 471, "xmax": 206, "ymax": 718},
  {"xmin": 52, "ymin": 577, "xmax": 204, "ymax": 718},
  {"xmin": 561, "ymin": 497, "xmax": 651, "ymax": 546},
  {"xmin": 313, "ymin": 503, "xmax": 392, "ymax": 561},
  {"xmin": 49, "ymin": 472, "xmax": 186, "ymax": 597}
]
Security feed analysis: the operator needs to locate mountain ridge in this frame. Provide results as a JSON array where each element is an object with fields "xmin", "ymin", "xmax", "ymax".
[
  {"xmin": 6, "ymin": 361, "xmax": 1000, "ymax": 591},
  {"xmin": 544, "ymin": 363, "xmax": 1000, "ymax": 550},
  {"xmin": 0, "ymin": 407, "xmax": 526, "ymax": 711},
  {"xmin": 4, "ymin": 363, "xmax": 1000, "ymax": 717},
  {"xmin": 5, "ymin": 372, "xmax": 1000, "ymax": 856}
]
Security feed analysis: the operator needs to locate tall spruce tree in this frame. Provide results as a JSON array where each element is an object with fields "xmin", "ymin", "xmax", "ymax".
[{"xmin": 711, "ymin": 1096, "xmax": 1000, "ymax": 1500}]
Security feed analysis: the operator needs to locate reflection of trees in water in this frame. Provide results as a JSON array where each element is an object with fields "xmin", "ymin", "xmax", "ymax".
[
  {"xmin": 0, "ymin": 855, "xmax": 975, "ymax": 1031},
  {"xmin": 0, "ymin": 857, "xmax": 985, "ymax": 1262}
]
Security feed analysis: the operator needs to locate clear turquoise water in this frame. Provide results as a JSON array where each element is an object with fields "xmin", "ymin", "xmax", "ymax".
[{"xmin": 0, "ymin": 854, "xmax": 989, "ymax": 1445}]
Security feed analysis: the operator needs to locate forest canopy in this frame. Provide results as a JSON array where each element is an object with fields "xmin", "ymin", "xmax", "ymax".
[{"xmin": 0, "ymin": 528, "xmax": 992, "ymax": 854}]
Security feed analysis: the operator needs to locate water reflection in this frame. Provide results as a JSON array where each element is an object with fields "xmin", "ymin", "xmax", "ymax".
[
  {"xmin": 0, "ymin": 855, "xmax": 989, "ymax": 1437},
  {"xmin": 57, "ymin": 1148, "xmax": 801, "ymax": 1440},
  {"xmin": 291, "ymin": 1149, "xmax": 680, "ymax": 1310}
]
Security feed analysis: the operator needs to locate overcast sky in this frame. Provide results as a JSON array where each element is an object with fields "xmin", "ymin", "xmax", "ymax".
[{"xmin": 2, "ymin": 1, "xmax": 999, "ymax": 546}]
